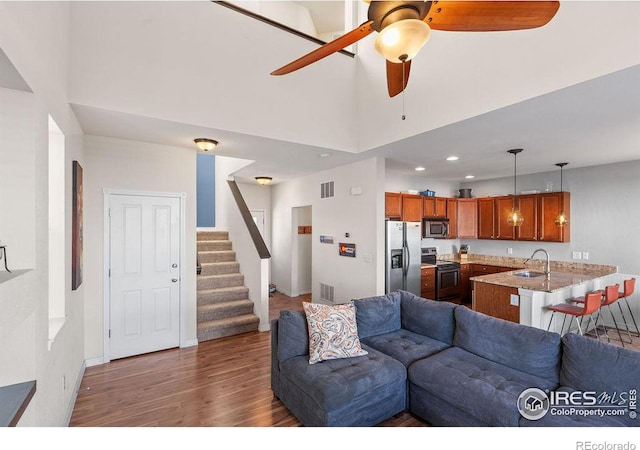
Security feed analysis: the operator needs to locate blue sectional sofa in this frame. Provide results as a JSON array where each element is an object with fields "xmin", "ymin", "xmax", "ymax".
[{"xmin": 271, "ymin": 290, "xmax": 640, "ymax": 427}]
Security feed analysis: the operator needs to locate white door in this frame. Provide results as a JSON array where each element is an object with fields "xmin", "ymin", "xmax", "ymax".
[{"xmin": 109, "ymin": 194, "xmax": 181, "ymax": 360}]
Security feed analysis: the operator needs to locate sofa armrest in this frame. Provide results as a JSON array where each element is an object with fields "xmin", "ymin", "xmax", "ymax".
[{"xmin": 270, "ymin": 318, "xmax": 281, "ymax": 398}]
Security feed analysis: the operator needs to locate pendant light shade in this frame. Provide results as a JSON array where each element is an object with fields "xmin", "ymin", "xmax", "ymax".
[
  {"xmin": 507, "ymin": 149, "xmax": 524, "ymax": 227},
  {"xmin": 554, "ymin": 163, "xmax": 569, "ymax": 227}
]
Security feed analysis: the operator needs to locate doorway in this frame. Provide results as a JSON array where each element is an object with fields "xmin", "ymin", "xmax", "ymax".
[
  {"xmin": 104, "ymin": 191, "xmax": 183, "ymax": 360},
  {"xmin": 291, "ymin": 206, "xmax": 312, "ymax": 297}
]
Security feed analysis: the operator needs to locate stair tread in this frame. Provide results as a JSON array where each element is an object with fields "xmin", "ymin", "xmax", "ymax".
[
  {"xmin": 197, "ymin": 314, "xmax": 260, "ymax": 328},
  {"xmin": 198, "ymin": 273, "xmax": 243, "ymax": 279},
  {"xmin": 198, "ymin": 299, "xmax": 253, "ymax": 311},
  {"xmin": 197, "ymin": 286, "xmax": 249, "ymax": 294}
]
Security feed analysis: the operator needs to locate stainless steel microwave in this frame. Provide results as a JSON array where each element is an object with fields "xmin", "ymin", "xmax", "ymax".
[{"xmin": 423, "ymin": 218, "xmax": 449, "ymax": 239}]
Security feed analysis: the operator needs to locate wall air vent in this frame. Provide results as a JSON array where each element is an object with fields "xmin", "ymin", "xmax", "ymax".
[
  {"xmin": 320, "ymin": 181, "xmax": 335, "ymax": 199},
  {"xmin": 320, "ymin": 283, "xmax": 335, "ymax": 303}
]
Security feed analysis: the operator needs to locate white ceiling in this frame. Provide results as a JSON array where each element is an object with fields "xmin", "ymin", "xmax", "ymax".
[{"xmin": 2, "ymin": 1, "xmax": 639, "ymax": 185}]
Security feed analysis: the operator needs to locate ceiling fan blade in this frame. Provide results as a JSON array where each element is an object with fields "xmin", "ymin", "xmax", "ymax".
[
  {"xmin": 427, "ymin": 1, "xmax": 560, "ymax": 32},
  {"xmin": 271, "ymin": 21, "xmax": 374, "ymax": 76},
  {"xmin": 387, "ymin": 60, "xmax": 411, "ymax": 98}
]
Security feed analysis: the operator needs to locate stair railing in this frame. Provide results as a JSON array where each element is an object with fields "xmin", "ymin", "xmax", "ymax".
[{"xmin": 227, "ymin": 180, "xmax": 271, "ymax": 259}]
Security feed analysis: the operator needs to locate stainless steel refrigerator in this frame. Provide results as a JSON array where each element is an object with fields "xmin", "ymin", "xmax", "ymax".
[{"xmin": 385, "ymin": 220, "xmax": 421, "ymax": 296}]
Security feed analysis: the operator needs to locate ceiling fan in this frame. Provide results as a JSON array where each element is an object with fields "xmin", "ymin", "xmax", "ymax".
[{"xmin": 271, "ymin": 1, "xmax": 560, "ymax": 97}]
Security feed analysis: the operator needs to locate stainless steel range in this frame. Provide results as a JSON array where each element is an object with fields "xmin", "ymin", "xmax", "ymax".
[{"xmin": 421, "ymin": 247, "xmax": 462, "ymax": 302}]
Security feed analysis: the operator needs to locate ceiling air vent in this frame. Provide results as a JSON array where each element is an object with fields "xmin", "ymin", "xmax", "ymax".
[
  {"xmin": 320, "ymin": 283, "xmax": 335, "ymax": 304},
  {"xmin": 320, "ymin": 181, "xmax": 335, "ymax": 199}
]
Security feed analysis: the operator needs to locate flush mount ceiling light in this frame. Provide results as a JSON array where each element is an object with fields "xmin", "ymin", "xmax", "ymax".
[
  {"xmin": 507, "ymin": 149, "xmax": 525, "ymax": 227},
  {"xmin": 554, "ymin": 162, "xmax": 569, "ymax": 227},
  {"xmin": 194, "ymin": 138, "xmax": 218, "ymax": 152},
  {"xmin": 446, "ymin": 156, "xmax": 459, "ymax": 161},
  {"xmin": 255, "ymin": 176, "xmax": 273, "ymax": 186}
]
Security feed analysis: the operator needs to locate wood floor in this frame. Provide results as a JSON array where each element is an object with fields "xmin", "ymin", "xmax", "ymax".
[
  {"xmin": 69, "ymin": 292, "xmax": 425, "ymax": 427},
  {"xmin": 70, "ymin": 292, "xmax": 640, "ymax": 427}
]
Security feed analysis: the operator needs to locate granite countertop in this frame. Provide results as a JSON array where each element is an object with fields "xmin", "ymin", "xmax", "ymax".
[
  {"xmin": 420, "ymin": 263, "xmax": 436, "ymax": 269},
  {"xmin": 438, "ymin": 253, "xmax": 617, "ymax": 277},
  {"xmin": 447, "ymin": 253, "xmax": 618, "ymax": 293}
]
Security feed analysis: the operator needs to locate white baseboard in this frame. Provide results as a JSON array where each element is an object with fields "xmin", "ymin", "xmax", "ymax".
[
  {"xmin": 181, "ymin": 339, "xmax": 198, "ymax": 348},
  {"xmin": 258, "ymin": 323, "xmax": 271, "ymax": 332},
  {"xmin": 85, "ymin": 356, "xmax": 106, "ymax": 368},
  {"xmin": 275, "ymin": 288, "xmax": 293, "ymax": 297},
  {"xmin": 64, "ymin": 361, "xmax": 86, "ymax": 426}
]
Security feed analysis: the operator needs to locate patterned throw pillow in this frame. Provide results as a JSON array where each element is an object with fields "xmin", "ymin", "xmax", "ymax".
[{"xmin": 302, "ymin": 301, "xmax": 368, "ymax": 364}]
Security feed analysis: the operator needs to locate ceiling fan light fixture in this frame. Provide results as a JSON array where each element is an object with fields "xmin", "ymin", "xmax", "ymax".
[
  {"xmin": 374, "ymin": 19, "xmax": 431, "ymax": 63},
  {"xmin": 255, "ymin": 176, "xmax": 272, "ymax": 186},
  {"xmin": 194, "ymin": 138, "xmax": 218, "ymax": 152}
]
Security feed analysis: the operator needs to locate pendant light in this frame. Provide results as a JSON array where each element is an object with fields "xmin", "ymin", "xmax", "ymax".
[
  {"xmin": 507, "ymin": 149, "xmax": 524, "ymax": 227},
  {"xmin": 554, "ymin": 162, "xmax": 569, "ymax": 227}
]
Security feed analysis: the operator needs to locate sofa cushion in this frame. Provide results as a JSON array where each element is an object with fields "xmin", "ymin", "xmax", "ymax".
[
  {"xmin": 399, "ymin": 290, "xmax": 456, "ymax": 345},
  {"xmin": 361, "ymin": 329, "xmax": 450, "ymax": 368},
  {"xmin": 279, "ymin": 344, "xmax": 407, "ymax": 425},
  {"xmin": 303, "ymin": 302, "xmax": 368, "ymax": 364},
  {"xmin": 277, "ymin": 310, "xmax": 309, "ymax": 363},
  {"xmin": 453, "ymin": 306, "xmax": 561, "ymax": 382},
  {"xmin": 408, "ymin": 346, "xmax": 559, "ymax": 426},
  {"xmin": 353, "ymin": 292, "xmax": 401, "ymax": 339}
]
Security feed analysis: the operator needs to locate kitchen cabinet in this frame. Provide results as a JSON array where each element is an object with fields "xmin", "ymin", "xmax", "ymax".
[
  {"xmin": 477, "ymin": 196, "xmax": 516, "ymax": 240},
  {"xmin": 446, "ymin": 199, "xmax": 457, "ymax": 239},
  {"xmin": 538, "ymin": 192, "xmax": 571, "ymax": 243},
  {"xmin": 515, "ymin": 195, "xmax": 539, "ymax": 241},
  {"xmin": 423, "ymin": 197, "xmax": 447, "ymax": 218},
  {"xmin": 460, "ymin": 263, "xmax": 470, "ymax": 304},
  {"xmin": 421, "ymin": 266, "xmax": 436, "ymax": 300},
  {"xmin": 473, "ymin": 282, "xmax": 520, "ymax": 323},
  {"xmin": 385, "ymin": 192, "xmax": 402, "ymax": 219},
  {"xmin": 456, "ymin": 198, "xmax": 477, "ymax": 239},
  {"xmin": 402, "ymin": 194, "xmax": 423, "ymax": 222}
]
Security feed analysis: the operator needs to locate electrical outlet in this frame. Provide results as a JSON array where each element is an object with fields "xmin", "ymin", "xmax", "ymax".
[
  {"xmin": 572, "ymin": 251, "xmax": 582, "ymax": 260},
  {"xmin": 582, "ymin": 252, "xmax": 589, "ymax": 260},
  {"xmin": 510, "ymin": 294, "xmax": 519, "ymax": 306},
  {"xmin": 507, "ymin": 248, "xmax": 513, "ymax": 255}
]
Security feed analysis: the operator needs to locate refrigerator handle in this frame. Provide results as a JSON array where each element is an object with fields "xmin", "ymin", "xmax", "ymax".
[{"xmin": 403, "ymin": 245, "xmax": 409, "ymax": 277}]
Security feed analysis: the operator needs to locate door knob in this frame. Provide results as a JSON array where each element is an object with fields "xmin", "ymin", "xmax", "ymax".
[
  {"xmin": 172, "ymin": 263, "xmax": 178, "ymax": 268},
  {"xmin": 172, "ymin": 278, "xmax": 178, "ymax": 283}
]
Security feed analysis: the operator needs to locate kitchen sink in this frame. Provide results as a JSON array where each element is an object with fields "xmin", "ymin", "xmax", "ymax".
[{"xmin": 513, "ymin": 271, "xmax": 546, "ymax": 278}]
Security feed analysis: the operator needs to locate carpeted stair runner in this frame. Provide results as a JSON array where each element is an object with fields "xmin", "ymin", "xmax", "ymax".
[{"xmin": 196, "ymin": 231, "xmax": 259, "ymax": 341}]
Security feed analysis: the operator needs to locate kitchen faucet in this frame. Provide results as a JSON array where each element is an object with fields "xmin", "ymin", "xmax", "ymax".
[{"xmin": 525, "ymin": 249, "xmax": 551, "ymax": 280}]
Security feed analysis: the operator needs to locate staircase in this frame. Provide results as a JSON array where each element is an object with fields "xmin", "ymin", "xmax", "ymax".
[{"xmin": 197, "ymin": 231, "xmax": 260, "ymax": 342}]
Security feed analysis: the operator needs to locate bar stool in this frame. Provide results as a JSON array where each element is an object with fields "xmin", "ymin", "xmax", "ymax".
[
  {"xmin": 618, "ymin": 278, "xmax": 639, "ymax": 338},
  {"xmin": 546, "ymin": 291, "xmax": 601, "ymax": 337},
  {"xmin": 572, "ymin": 284, "xmax": 630, "ymax": 347}
]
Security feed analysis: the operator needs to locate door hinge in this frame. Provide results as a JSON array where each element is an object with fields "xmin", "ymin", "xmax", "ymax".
[
  {"xmin": 108, "ymin": 208, "xmax": 111, "ymax": 217},
  {"xmin": 108, "ymin": 268, "xmax": 111, "ymax": 277},
  {"xmin": 108, "ymin": 329, "xmax": 111, "ymax": 338}
]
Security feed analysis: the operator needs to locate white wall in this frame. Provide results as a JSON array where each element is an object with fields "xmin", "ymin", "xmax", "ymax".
[
  {"xmin": 0, "ymin": 1, "xmax": 86, "ymax": 426},
  {"xmin": 83, "ymin": 135, "xmax": 197, "ymax": 361},
  {"xmin": 460, "ymin": 160, "xmax": 640, "ymax": 275},
  {"xmin": 272, "ymin": 157, "xmax": 385, "ymax": 303}
]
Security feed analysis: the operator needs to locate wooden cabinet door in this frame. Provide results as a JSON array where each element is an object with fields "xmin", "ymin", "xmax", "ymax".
[
  {"xmin": 422, "ymin": 197, "xmax": 435, "ymax": 217},
  {"xmin": 477, "ymin": 198, "xmax": 495, "ymax": 239},
  {"xmin": 385, "ymin": 192, "xmax": 402, "ymax": 219},
  {"xmin": 402, "ymin": 194, "xmax": 423, "ymax": 222},
  {"xmin": 434, "ymin": 198, "xmax": 447, "ymax": 217},
  {"xmin": 446, "ymin": 199, "xmax": 457, "ymax": 239},
  {"xmin": 494, "ymin": 196, "xmax": 515, "ymax": 240},
  {"xmin": 457, "ymin": 198, "xmax": 477, "ymax": 239},
  {"xmin": 471, "ymin": 264, "xmax": 500, "ymax": 277},
  {"xmin": 538, "ymin": 192, "xmax": 570, "ymax": 242},
  {"xmin": 460, "ymin": 263, "xmax": 470, "ymax": 304},
  {"xmin": 421, "ymin": 266, "xmax": 436, "ymax": 299},
  {"xmin": 516, "ymin": 194, "xmax": 538, "ymax": 241}
]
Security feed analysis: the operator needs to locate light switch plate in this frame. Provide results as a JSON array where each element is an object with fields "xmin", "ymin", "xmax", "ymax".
[
  {"xmin": 572, "ymin": 251, "xmax": 582, "ymax": 260},
  {"xmin": 510, "ymin": 294, "xmax": 519, "ymax": 306},
  {"xmin": 582, "ymin": 252, "xmax": 589, "ymax": 260}
]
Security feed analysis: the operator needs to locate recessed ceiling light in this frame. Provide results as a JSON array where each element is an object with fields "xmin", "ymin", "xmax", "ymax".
[
  {"xmin": 465, "ymin": 175, "xmax": 475, "ymax": 179},
  {"xmin": 319, "ymin": 152, "xmax": 332, "ymax": 158},
  {"xmin": 415, "ymin": 166, "xmax": 426, "ymax": 171},
  {"xmin": 446, "ymin": 156, "xmax": 459, "ymax": 161}
]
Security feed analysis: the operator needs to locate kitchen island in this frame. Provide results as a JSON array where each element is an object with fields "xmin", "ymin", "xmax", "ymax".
[{"xmin": 440, "ymin": 254, "xmax": 618, "ymax": 332}]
